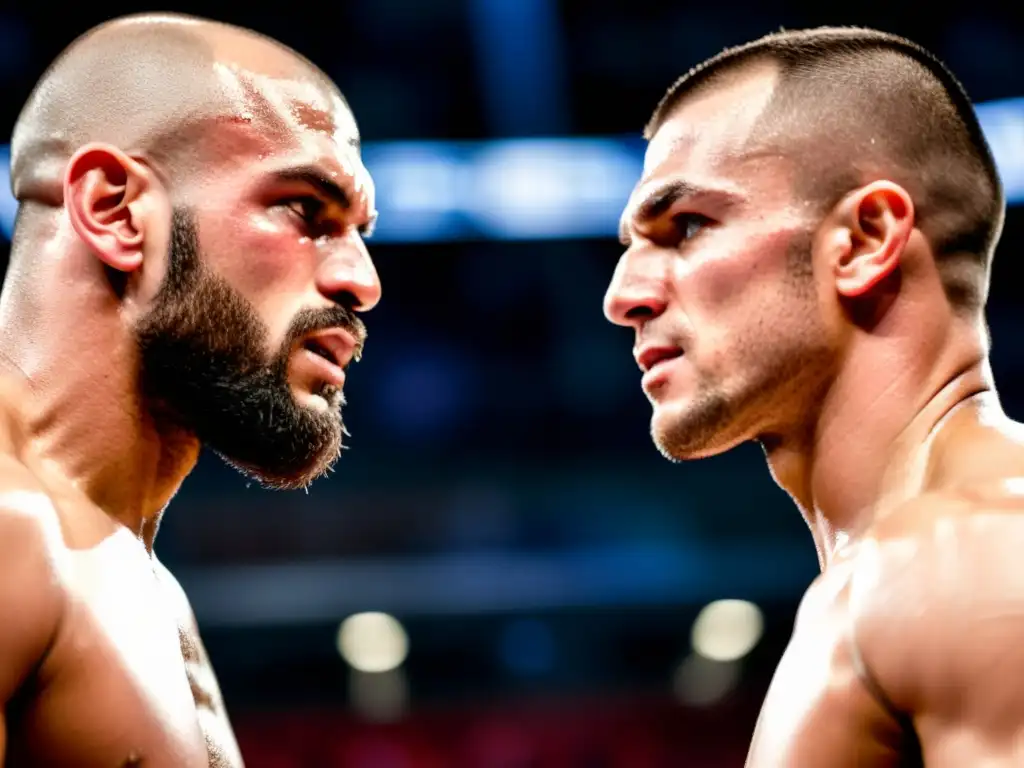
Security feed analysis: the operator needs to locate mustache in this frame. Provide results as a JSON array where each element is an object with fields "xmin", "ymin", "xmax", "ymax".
[{"xmin": 287, "ymin": 305, "xmax": 368, "ymax": 363}]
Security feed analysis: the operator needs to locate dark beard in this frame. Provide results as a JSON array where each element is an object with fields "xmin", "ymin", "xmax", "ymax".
[{"xmin": 133, "ymin": 207, "xmax": 366, "ymax": 489}]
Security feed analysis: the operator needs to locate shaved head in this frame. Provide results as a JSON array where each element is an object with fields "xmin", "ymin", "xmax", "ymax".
[
  {"xmin": 10, "ymin": 12, "xmax": 351, "ymax": 211},
  {"xmin": 2, "ymin": 13, "xmax": 379, "ymax": 491}
]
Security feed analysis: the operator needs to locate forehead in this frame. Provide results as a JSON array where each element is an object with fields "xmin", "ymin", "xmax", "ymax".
[
  {"xmin": 209, "ymin": 62, "xmax": 372, "ymax": 195},
  {"xmin": 642, "ymin": 64, "xmax": 781, "ymax": 188},
  {"xmin": 237, "ymin": 68, "xmax": 358, "ymax": 146}
]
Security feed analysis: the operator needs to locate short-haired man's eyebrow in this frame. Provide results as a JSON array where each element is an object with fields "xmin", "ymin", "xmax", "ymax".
[{"xmin": 619, "ymin": 179, "xmax": 741, "ymax": 247}]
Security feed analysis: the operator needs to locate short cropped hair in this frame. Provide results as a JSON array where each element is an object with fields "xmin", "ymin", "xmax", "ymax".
[{"xmin": 646, "ymin": 27, "xmax": 1004, "ymax": 309}]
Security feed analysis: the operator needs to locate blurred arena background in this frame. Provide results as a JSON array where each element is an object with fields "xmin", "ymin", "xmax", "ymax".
[{"xmin": 1, "ymin": 2, "xmax": 1023, "ymax": 766}]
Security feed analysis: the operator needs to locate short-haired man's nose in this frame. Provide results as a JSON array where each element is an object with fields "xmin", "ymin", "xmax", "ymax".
[
  {"xmin": 603, "ymin": 254, "xmax": 667, "ymax": 327},
  {"xmin": 316, "ymin": 245, "xmax": 382, "ymax": 312}
]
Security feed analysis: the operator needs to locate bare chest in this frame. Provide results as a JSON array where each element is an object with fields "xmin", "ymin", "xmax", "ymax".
[
  {"xmin": 7, "ymin": 534, "xmax": 210, "ymax": 767},
  {"xmin": 745, "ymin": 573, "xmax": 910, "ymax": 768}
]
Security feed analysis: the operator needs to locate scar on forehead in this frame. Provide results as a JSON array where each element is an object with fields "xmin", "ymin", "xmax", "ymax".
[
  {"xmin": 292, "ymin": 101, "xmax": 361, "ymax": 150},
  {"xmin": 291, "ymin": 100, "xmax": 336, "ymax": 135},
  {"xmin": 225, "ymin": 69, "xmax": 358, "ymax": 148},
  {"xmin": 219, "ymin": 70, "xmax": 288, "ymax": 136}
]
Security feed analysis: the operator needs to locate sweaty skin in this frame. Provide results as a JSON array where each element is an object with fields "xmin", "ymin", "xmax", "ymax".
[
  {"xmin": 746, "ymin": 388, "xmax": 1024, "ymax": 767},
  {"xmin": 0, "ymin": 383, "xmax": 240, "ymax": 767},
  {"xmin": 608, "ymin": 62, "xmax": 1024, "ymax": 766},
  {"xmin": 0, "ymin": 13, "xmax": 379, "ymax": 767}
]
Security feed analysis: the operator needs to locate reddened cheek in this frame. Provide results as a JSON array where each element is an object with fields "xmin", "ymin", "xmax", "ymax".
[{"xmin": 205, "ymin": 212, "xmax": 310, "ymax": 287}]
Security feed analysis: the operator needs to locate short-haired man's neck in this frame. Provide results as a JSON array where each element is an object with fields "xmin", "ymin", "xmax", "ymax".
[
  {"xmin": 0, "ymin": 213, "xmax": 199, "ymax": 551},
  {"xmin": 761, "ymin": 260, "xmax": 994, "ymax": 572}
]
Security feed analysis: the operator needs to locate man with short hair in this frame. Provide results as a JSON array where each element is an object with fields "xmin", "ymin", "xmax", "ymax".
[{"xmin": 606, "ymin": 27, "xmax": 1018, "ymax": 765}]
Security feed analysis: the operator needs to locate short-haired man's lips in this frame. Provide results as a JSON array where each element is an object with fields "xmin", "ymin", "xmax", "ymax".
[{"xmin": 635, "ymin": 344, "xmax": 684, "ymax": 373}]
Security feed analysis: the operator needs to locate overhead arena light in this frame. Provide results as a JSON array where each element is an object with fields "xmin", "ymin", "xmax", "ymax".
[
  {"xmin": 691, "ymin": 599, "xmax": 764, "ymax": 662},
  {"xmin": 1, "ymin": 96, "xmax": 1022, "ymax": 242},
  {"xmin": 336, "ymin": 611, "xmax": 410, "ymax": 673}
]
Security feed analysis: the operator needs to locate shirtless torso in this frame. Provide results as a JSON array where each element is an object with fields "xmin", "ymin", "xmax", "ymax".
[
  {"xmin": 746, "ymin": 399, "xmax": 1024, "ymax": 767},
  {"xmin": 0, "ymin": 386, "xmax": 242, "ymax": 767}
]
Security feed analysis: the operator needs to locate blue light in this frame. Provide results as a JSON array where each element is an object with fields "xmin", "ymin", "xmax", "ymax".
[
  {"xmin": 0, "ymin": 145, "xmax": 12, "ymax": 240},
  {"xmin": 360, "ymin": 136, "xmax": 644, "ymax": 242},
  {"xmin": 2, "ymin": 95, "xmax": 1022, "ymax": 243},
  {"xmin": 975, "ymin": 97, "xmax": 1024, "ymax": 203}
]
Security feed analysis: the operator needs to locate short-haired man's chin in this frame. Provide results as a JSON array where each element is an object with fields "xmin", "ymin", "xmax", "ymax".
[
  {"xmin": 218, "ymin": 441, "xmax": 344, "ymax": 491},
  {"xmin": 653, "ymin": 433, "xmax": 688, "ymax": 463},
  {"xmin": 651, "ymin": 422, "xmax": 722, "ymax": 463}
]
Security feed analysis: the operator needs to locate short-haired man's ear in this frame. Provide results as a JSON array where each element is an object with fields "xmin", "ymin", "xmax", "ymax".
[
  {"xmin": 64, "ymin": 143, "xmax": 154, "ymax": 273},
  {"xmin": 830, "ymin": 180, "xmax": 915, "ymax": 298}
]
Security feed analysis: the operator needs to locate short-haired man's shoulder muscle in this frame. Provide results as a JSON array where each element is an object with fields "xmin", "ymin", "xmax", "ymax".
[
  {"xmin": 746, "ymin": 480, "xmax": 1024, "ymax": 767},
  {"xmin": 851, "ymin": 485, "xmax": 1024, "ymax": 766},
  {"xmin": 745, "ymin": 535, "xmax": 915, "ymax": 767}
]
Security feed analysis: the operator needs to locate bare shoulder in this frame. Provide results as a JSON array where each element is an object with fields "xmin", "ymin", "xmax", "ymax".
[
  {"xmin": 152, "ymin": 558, "xmax": 244, "ymax": 766},
  {"xmin": 0, "ymin": 379, "xmax": 73, "ymax": 694},
  {"xmin": 152, "ymin": 558, "xmax": 195, "ymax": 625},
  {"xmin": 0, "ymin": 470, "xmax": 68, "ymax": 702},
  {"xmin": 862, "ymin": 480, "xmax": 1024, "ymax": 579},
  {"xmin": 847, "ymin": 485, "xmax": 1024, "ymax": 715}
]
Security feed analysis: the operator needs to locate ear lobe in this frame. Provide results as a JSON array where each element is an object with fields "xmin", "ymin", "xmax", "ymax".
[
  {"xmin": 833, "ymin": 181, "xmax": 914, "ymax": 298},
  {"xmin": 64, "ymin": 143, "xmax": 152, "ymax": 273}
]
